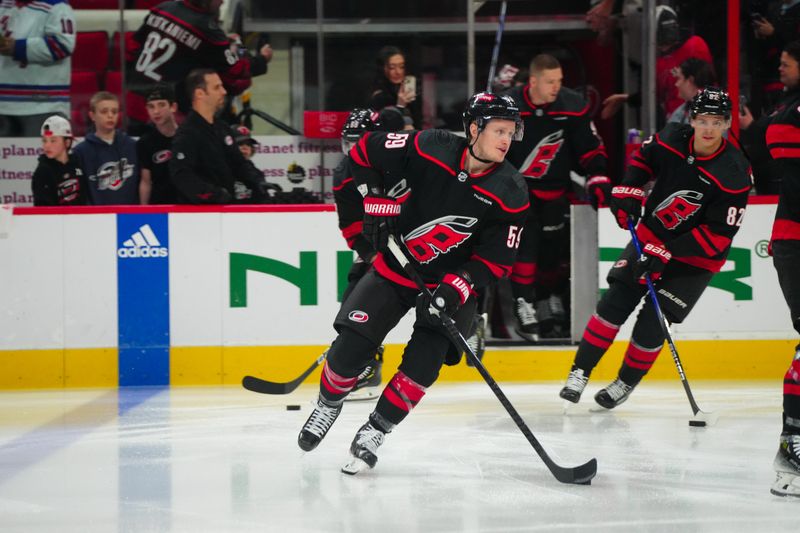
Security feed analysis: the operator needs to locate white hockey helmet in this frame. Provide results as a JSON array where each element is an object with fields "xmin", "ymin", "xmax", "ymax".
[{"xmin": 41, "ymin": 115, "xmax": 73, "ymax": 138}]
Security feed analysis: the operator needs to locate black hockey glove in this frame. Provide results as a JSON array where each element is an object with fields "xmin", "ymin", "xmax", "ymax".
[
  {"xmin": 417, "ymin": 272, "xmax": 473, "ymax": 326},
  {"xmin": 585, "ymin": 175, "xmax": 613, "ymax": 210},
  {"xmin": 631, "ymin": 241, "xmax": 671, "ymax": 284},
  {"xmin": 609, "ymin": 185, "xmax": 646, "ymax": 228},
  {"xmin": 363, "ymin": 194, "xmax": 400, "ymax": 250}
]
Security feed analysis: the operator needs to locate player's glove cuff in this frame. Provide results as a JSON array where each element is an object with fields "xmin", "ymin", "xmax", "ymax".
[
  {"xmin": 586, "ymin": 175, "xmax": 613, "ymax": 210},
  {"xmin": 610, "ymin": 185, "xmax": 645, "ymax": 228}
]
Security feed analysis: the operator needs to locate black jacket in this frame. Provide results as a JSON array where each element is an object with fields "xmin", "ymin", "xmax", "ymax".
[
  {"xmin": 169, "ymin": 111, "xmax": 264, "ymax": 204},
  {"xmin": 31, "ymin": 154, "xmax": 88, "ymax": 206}
]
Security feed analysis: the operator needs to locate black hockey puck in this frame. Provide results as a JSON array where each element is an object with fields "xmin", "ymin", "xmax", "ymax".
[
  {"xmin": 688, "ymin": 420, "xmax": 706, "ymax": 427},
  {"xmin": 286, "ymin": 404, "xmax": 301, "ymax": 411}
]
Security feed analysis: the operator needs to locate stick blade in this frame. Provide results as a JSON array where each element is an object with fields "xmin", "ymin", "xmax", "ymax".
[
  {"xmin": 689, "ymin": 410, "xmax": 719, "ymax": 428},
  {"xmin": 242, "ymin": 375, "xmax": 292, "ymax": 395},
  {"xmin": 549, "ymin": 457, "xmax": 598, "ymax": 485}
]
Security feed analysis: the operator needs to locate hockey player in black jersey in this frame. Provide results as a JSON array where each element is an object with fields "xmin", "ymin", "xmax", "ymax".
[
  {"xmin": 504, "ymin": 54, "xmax": 611, "ymax": 340},
  {"xmin": 298, "ymin": 93, "xmax": 529, "ymax": 474},
  {"xmin": 332, "ymin": 107, "xmax": 405, "ymax": 396},
  {"xmin": 126, "ymin": 0, "xmax": 272, "ymax": 122},
  {"xmin": 765, "ymin": 41, "xmax": 800, "ymax": 498},
  {"xmin": 559, "ymin": 87, "xmax": 751, "ymax": 409}
]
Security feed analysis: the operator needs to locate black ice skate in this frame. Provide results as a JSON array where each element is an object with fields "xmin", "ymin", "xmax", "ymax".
[
  {"xmin": 771, "ymin": 433, "xmax": 800, "ymax": 498},
  {"xmin": 559, "ymin": 368, "xmax": 589, "ymax": 404},
  {"xmin": 594, "ymin": 378, "xmax": 635, "ymax": 409},
  {"xmin": 297, "ymin": 396, "xmax": 342, "ymax": 451},
  {"xmin": 514, "ymin": 297, "xmax": 539, "ymax": 341},
  {"xmin": 341, "ymin": 421, "xmax": 386, "ymax": 475},
  {"xmin": 466, "ymin": 313, "xmax": 487, "ymax": 366}
]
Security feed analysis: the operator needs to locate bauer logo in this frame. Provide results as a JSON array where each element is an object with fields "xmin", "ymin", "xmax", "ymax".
[
  {"xmin": 117, "ymin": 223, "xmax": 169, "ymax": 259},
  {"xmin": 348, "ymin": 310, "xmax": 369, "ymax": 323}
]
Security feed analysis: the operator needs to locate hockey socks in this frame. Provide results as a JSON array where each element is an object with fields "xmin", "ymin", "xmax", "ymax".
[
  {"xmin": 319, "ymin": 361, "xmax": 358, "ymax": 404},
  {"xmin": 574, "ymin": 313, "xmax": 621, "ymax": 372},
  {"xmin": 375, "ymin": 371, "xmax": 427, "ymax": 427}
]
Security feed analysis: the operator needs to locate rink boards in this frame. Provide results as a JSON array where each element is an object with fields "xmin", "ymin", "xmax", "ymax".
[{"xmin": 0, "ymin": 201, "xmax": 794, "ymax": 388}]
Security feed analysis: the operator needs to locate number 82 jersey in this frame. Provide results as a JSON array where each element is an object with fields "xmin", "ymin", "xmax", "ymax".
[{"xmin": 127, "ymin": 1, "xmax": 266, "ymax": 105}]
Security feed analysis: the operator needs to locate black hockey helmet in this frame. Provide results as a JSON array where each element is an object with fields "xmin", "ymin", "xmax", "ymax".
[
  {"xmin": 341, "ymin": 108, "xmax": 379, "ymax": 153},
  {"xmin": 462, "ymin": 92, "xmax": 524, "ymax": 142},
  {"xmin": 690, "ymin": 87, "xmax": 732, "ymax": 120}
]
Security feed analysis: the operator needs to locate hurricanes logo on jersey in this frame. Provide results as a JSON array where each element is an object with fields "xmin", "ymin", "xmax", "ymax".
[
  {"xmin": 520, "ymin": 130, "xmax": 564, "ymax": 178},
  {"xmin": 404, "ymin": 216, "xmax": 478, "ymax": 264},
  {"xmin": 654, "ymin": 190, "xmax": 703, "ymax": 230}
]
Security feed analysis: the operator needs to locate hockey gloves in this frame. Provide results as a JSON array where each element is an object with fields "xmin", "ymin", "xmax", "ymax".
[
  {"xmin": 417, "ymin": 272, "xmax": 473, "ymax": 326},
  {"xmin": 609, "ymin": 185, "xmax": 646, "ymax": 228},
  {"xmin": 362, "ymin": 194, "xmax": 400, "ymax": 250},
  {"xmin": 632, "ymin": 242, "xmax": 671, "ymax": 284},
  {"xmin": 585, "ymin": 175, "xmax": 613, "ymax": 210}
]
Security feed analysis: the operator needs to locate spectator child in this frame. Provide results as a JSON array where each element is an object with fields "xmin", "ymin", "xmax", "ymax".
[
  {"xmin": 73, "ymin": 92, "xmax": 140, "ymax": 205},
  {"xmin": 137, "ymin": 85, "xmax": 180, "ymax": 204},
  {"xmin": 31, "ymin": 115, "xmax": 87, "ymax": 206}
]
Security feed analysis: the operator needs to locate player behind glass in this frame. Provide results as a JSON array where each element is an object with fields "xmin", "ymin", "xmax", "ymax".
[
  {"xmin": 297, "ymin": 93, "xmax": 529, "ymax": 474},
  {"xmin": 558, "ymin": 87, "xmax": 751, "ymax": 409},
  {"xmin": 504, "ymin": 54, "xmax": 611, "ymax": 340},
  {"xmin": 332, "ymin": 107, "xmax": 405, "ymax": 396}
]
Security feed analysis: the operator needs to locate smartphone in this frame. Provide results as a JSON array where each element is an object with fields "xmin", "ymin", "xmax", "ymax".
[
  {"xmin": 402, "ymin": 75, "xmax": 416, "ymax": 98},
  {"xmin": 750, "ymin": 12, "xmax": 764, "ymax": 21}
]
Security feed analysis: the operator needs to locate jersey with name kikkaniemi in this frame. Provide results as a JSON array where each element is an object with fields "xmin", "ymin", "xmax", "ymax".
[
  {"xmin": 625, "ymin": 122, "xmax": 752, "ymax": 272},
  {"xmin": 349, "ymin": 129, "xmax": 529, "ymax": 288}
]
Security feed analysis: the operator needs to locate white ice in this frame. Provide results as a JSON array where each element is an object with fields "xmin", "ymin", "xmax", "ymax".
[{"xmin": 0, "ymin": 381, "xmax": 797, "ymax": 532}]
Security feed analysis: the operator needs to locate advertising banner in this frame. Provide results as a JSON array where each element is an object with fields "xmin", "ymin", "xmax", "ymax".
[{"xmin": 0, "ymin": 136, "xmax": 345, "ymax": 206}]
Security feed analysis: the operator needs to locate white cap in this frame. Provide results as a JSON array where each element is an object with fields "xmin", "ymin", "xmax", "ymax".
[{"xmin": 41, "ymin": 115, "xmax": 73, "ymax": 138}]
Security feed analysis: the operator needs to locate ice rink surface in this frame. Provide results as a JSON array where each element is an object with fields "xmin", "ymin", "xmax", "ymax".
[{"xmin": 0, "ymin": 381, "xmax": 797, "ymax": 532}]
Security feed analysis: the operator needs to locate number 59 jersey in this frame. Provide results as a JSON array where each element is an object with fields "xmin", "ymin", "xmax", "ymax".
[
  {"xmin": 349, "ymin": 129, "xmax": 530, "ymax": 289},
  {"xmin": 626, "ymin": 123, "xmax": 752, "ymax": 272}
]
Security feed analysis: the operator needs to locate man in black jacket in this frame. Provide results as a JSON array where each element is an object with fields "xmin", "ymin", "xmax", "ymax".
[{"xmin": 169, "ymin": 68, "xmax": 266, "ymax": 204}]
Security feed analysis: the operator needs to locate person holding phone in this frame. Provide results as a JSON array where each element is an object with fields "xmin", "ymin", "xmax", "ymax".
[{"xmin": 369, "ymin": 45, "xmax": 422, "ymax": 129}]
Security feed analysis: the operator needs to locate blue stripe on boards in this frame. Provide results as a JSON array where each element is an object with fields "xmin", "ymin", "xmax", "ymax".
[{"xmin": 116, "ymin": 214, "xmax": 170, "ymax": 386}]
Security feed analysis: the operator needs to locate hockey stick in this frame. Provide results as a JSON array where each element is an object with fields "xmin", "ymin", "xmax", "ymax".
[
  {"xmin": 627, "ymin": 218, "xmax": 718, "ymax": 427},
  {"xmin": 242, "ymin": 351, "xmax": 327, "ymax": 395},
  {"xmin": 485, "ymin": 0, "xmax": 508, "ymax": 93},
  {"xmin": 386, "ymin": 236, "xmax": 597, "ymax": 485}
]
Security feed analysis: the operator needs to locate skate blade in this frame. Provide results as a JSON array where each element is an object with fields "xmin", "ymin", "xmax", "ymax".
[
  {"xmin": 771, "ymin": 472, "xmax": 800, "ymax": 497},
  {"xmin": 344, "ymin": 389, "xmax": 379, "ymax": 402},
  {"xmin": 341, "ymin": 456, "xmax": 372, "ymax": 475},
  {"xmin": 562, "ymin": 399, "xmax": 579, "ymax": 415},
  {"xmin": 588, "ymin": 405, "xmax": 612, "ymax": 413}
]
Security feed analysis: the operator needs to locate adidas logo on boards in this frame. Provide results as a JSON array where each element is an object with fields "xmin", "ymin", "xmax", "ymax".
[{"xmin": 117, "ymin": 224, "xmax": 169, "ymax": 258}]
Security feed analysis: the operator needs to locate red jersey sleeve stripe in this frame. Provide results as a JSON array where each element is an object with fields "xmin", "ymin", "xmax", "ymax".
[
  {"xmin": 471, "ymin": 254, "xmax": 512, "ymax": 278},
  {"xmin": 766, "ymin": 123, "xmax": 800, "ymax": 146},
  {"xmin": 629, "ymin": 158, "xmax": 653, "ymax": 175},
  {"xmin": 690, "ymin": 227, "xmax": 717, "ymax": 257},
  {"xmin": 413, "ymin": 134, "xmax": 456, "ymax": 176},
  {"xmin": 697, "ymin": 224, "xmax": 731, "ymax": 252},
  {"xmin": 697, "ymin": 166, "xmax": 751, "ymax": 194},
  {"xmin": 768, "ymin": 146, "xmax": 800, "ymax": 159},
  {"xmin": 579, "ymin": 146, "xmax": 607, "ymax": 164},
  {"xmin": 655, "ymin": 134, "xmax": 686, "ymax": 158},
  {"xmin": 341, "ymin": 221, "xmax": 362, "ymax": 239},
  {"xmin": 771, "ymin": 218, "xmax": 800, "ymax": 241},
  {"xmin": 471, "ymin": 185, "xmax": 530, "ymax": 213},
  {"xmin": 332, "ymin": 177, "xmax": 353, "ymax": 191},
  {"xmin": 350, "ymin": 136, "xmax": 371, "ymax": 168}
]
